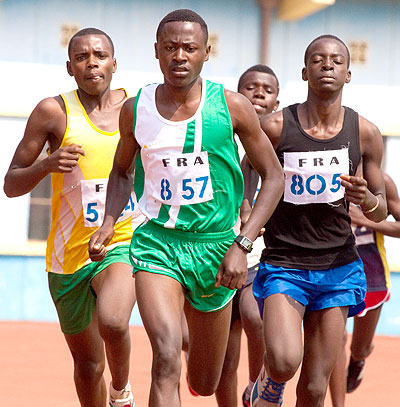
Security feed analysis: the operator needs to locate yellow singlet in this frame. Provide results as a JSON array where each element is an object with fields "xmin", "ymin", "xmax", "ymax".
[{"xmin": 46, "ymin": 89, "xmax": 143, "ymax": 274}]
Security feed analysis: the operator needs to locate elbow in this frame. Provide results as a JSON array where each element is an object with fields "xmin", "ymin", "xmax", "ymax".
[
  {"xmin": 4, "ymin": 184, "xmax": 18, "ymax": 198},
  {"xmin": 3, "ymin": 175, "xmax": 20, "ymax": 198}
]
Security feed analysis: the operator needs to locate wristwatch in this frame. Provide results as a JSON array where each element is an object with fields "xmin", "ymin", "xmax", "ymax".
[{"xmin": 234, "ymin": 235, "xmax": 253, "ymax": 253}]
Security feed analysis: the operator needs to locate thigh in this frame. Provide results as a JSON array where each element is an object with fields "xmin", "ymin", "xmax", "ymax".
[
  {"xmin": 91, "ymin": 262, "xmax": 135, "ymax": 327},
  {"xmin": 135, "ymin": 271, "xmax": 185, "ymax": 349},
  {"xmin": 302, "ymin": 306, "xmax": 348, "ymax": 379},
  {"xmin": 240, "ymin": 283, "xmax": 262, "ymax": 332},
  {"xmin": 263, "ymin": 293, "xmax": 305, "ymax": 367},
  {"xmin": 185, "ymin": 300, "xmax": 232, "ymax": 384}
]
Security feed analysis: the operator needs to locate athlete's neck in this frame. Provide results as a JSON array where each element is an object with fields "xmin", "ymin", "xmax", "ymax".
[{"xmin": 156, "ymin": 78, "xmax": 203, "ymax": 121}]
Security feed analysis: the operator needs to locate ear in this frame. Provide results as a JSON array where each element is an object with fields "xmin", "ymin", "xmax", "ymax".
[
  {"xmin": 112, "ymin": 58, "xmax": 117, "ymax": 74},
  {"xmin": 154, "ymin": 42, "xmax": 159, "ymax": 60},
  {"xmin": 273, "ymin": 100, "xmax": 280, "ymax": 111},
  {"xmin": 204, "ymin": 44, "xmax": 211, "ymax": 62},
  {"xmin": 301, "ymin": 67, "xmax": 307, "ymax": 82},
  {"xmin": 345, "ymin": 69, "xmax": 351, "ymax": 84},
  {"xmin": 66, "ymin": 61, "xmax": 73, "ymax": 77}
]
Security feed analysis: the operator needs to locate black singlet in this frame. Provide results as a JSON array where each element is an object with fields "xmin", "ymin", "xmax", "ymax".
[{"xmin": 261, "ymin": 104, "xmax": 362, "ymax": 270}]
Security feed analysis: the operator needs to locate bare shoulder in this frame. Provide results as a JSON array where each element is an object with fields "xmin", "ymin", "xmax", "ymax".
[
  {"xmin": 224, "ymin": 88, "xmax": 258, "ymax": 128},
  {"xmin": 119, "ymin": 97, "xmax": 136, "ymax": 135},
  {"xmin": 358, "ymin": 114, "xmax": 382, "ymax": 150},
  {"xmin": 26, "ymin": 95, "xmax": 66, "ymax": 140},
  {"xmin": 260, "ymin": 110, "xmax": 284, "ymax": 148},
  {"xmin": 224, "ymin": 88, "xmax": 254, "ymax": 111},
  {"xmin": 33, "ymin": 96, "xmax": 65, "ymax": 120},
  {"xmin": 120, "ymin": 97, "xmax": 136, "ymax": 117}
]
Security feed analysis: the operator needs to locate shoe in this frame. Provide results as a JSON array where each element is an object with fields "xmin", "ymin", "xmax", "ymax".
[
  {"xmin": 242, "ymin": 387, "xmax": 251, "ymax": 407},
  {"xmin": 346, "ymin": 356, "xmax": 365, "ymax": 393},
  {"xmin": 109, "ymin": 381, "xmax": 135, "ymax": 407},
  {"xmin": 186, "ymin": 373, "xmax": 199, "ymax": 397},
  {"xmin": 251, "ymin": 366, "xmax": 284, "ymax": 406}
]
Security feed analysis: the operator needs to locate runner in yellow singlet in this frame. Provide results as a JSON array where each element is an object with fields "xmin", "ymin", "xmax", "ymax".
[{"xmin": 4, "ymin": 28, "xmax": 142, "ymax": 407}]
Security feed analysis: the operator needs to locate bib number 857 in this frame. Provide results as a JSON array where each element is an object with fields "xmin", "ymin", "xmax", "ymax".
[
  {"xmin": 290, "ymin": 173, "xmax": 341, "ymax": 196},
  {"xmin": 161, "ymin": 176, "xmax": 209, "ymax": 201}
]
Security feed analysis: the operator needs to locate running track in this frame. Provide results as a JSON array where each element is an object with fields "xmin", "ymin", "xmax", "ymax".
[{"xmin": 0, "ymin": 322, "xmax": 398, "ymax": 406}]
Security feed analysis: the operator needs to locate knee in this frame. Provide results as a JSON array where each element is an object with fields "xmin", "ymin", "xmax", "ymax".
[
  {"xmin": 153, "ymin": 343, "xmax": 182, "ymax": 383},
  {"xmin": 73, "ymin": 355, "xmax": 105, "ymax": 382},
  {"xmin": 189, "ymin": 375, "xmax": 219, "ymax": 397},
  {"xmin": 266, "ymin": 350, "xmax": 300, "ymax": 383},
  {"xmin": 98, "ymin": 315, "xmax": 129, "ymax": 341},
  {"xmin": 243, "ymin": 313, "xmax": 263, "ymax": 337},
  {"xmin": 298, "ymin": 379, "xmax": 327, "ymax": 406}
]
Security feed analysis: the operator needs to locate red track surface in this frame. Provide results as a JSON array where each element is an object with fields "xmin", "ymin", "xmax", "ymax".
[{"xmin": 0, "ymin": 321, "xmax": 398, "ymax": 406}]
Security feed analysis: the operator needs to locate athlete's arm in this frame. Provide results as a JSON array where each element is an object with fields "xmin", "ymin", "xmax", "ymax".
[
  {"xmin": 230, "ymin": 91, "xmax": 284, "ymax": 241},
  {"xmin": 350, "ymin": 173, "xmax": 400, "ymax": 238},
  {"xmin": 216, "ymin": 91, "xmax": 284, "ymax": 290},
  {"xmin": 4, "ymin": 96, "xmax": 84, "ymax": 197},
  {"xmin": 88, "ymin": 97, "xmax": 139, "ymax": 261},
  {"xmin": 240, "ymin": 155, "xmax": 259, "ymax": 225},
  {"xmin": 340, "ymin": 116, "xmax": 387, "ymax": 222}
]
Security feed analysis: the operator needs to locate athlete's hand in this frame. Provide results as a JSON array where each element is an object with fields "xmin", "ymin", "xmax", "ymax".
[
  {"xmin": 340, "ymin": 174, "xmax": 368, "ymax": 206},
  {"xmin": 216, "ymin": 243, "xmax": 248, "ymax": 290},
  {"xmin": 88, "ymin": 224, "xmax": 114, "ymax": 262},
  {"xmin": 46, "ymin": 144, "xmax": 85, "ymax": 173}
]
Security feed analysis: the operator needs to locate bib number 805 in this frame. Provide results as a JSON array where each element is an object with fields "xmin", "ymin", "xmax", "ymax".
[{"xmin": 290, "ymin": 173, "xmax": 341, "ymax": 196}]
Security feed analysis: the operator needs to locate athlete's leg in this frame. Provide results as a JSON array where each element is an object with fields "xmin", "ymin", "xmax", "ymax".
[
  {"xmin": 135, "ymin": 270, "xmax": 185, "ymax": 407},
  {"xmin": 215, "ymin": 318, "xmax": 242, "ymax": 407},
  {"xmin": 91, "ymin": 262, "xmax": 135, "ymax": 392},
  {"xmin": 64, "ymin": 312, "xmax": 107, "ymax": 407},
  {"xmin": 240, "ymin": 283, "xmax": 265, "ymax": 384},
  {"xmin": 263, "ymin": 294, "xmax": 305, "ymax": 383},
  {"xmin": 346, "ymin": 305, "xmax": 382, "ymax": 393},
  {"xmin": 185, "ymin": 300, "xmax": 233, "ymax": 396},
  {"xmin": 350, "ymin": 305, "xmax": 382, "ymax": 361},
  {"xmin": 296, "ymin": 306, "xmax": 348, "ymax": 407},
  {"xmin": 328, "ymin": 329, "xmax": 347, "ymax": 407},
  {"xmin": 251, "ymin": 294, "xmax": 304, "ymax": 407}
]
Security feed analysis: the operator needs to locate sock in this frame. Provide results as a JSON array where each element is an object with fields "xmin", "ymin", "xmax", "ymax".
[{"xmin": 110, "ymin": 381, "xmax": 131, "ymax": 400}]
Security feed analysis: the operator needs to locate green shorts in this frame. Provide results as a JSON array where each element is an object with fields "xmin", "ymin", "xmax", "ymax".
[
  {"xmin": 130, "ymin": 221, "xmax": 237, "ymax": 312},
  {"xmin": 48, "ymin": 245, "xmax": 131, "ymax": 335}
]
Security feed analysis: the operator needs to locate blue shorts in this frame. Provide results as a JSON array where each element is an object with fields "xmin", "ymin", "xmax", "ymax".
[{"xmin": 253, "ymin": 258, "xmax": 366, "ymax": 318}]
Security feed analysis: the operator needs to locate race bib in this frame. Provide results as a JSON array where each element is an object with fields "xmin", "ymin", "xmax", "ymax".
[
  {"xmin": 283, "ymin": 148, "xmax": 349, "ymax": 205},
  {"xmin": 353, "ymin": 225, "xmax": 375, "ymax": 246},
  {"xmin": 81, "ymin": 178, "xmax": 137, "ymax": 227},
  {"xmin": 147, "ymin": 151, "xmax": 213, "ymax": 206}
]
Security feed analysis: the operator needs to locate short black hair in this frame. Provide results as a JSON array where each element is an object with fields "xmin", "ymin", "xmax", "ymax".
[
  {"xmin": 237, "ymin": 64, "xmax": 279, "ymax": 92},
  {"xmin": 156, "ymin": 9, "xmax": 208, "ymax": 43},
  {"xmin": 68, "ymin": 27, "xmax": 115, "ymax": 58},
  {"xmin": 304, "ymin": 34, "xmax": 350, "ymax": 68}
]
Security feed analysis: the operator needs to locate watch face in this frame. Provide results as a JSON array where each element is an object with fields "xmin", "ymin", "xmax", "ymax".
[{"xmin": 236, "ymin": 235, "xmax": 253, "ymax": 252}]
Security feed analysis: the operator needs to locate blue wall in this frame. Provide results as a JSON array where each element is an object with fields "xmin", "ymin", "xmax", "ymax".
[
  {"xmin": 0, "ymin": 255, "xmax": 399, "ymax": 336},
  {"xmin": 0, "ymin": 255, "xmax": 142, "ymax": 325}
]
